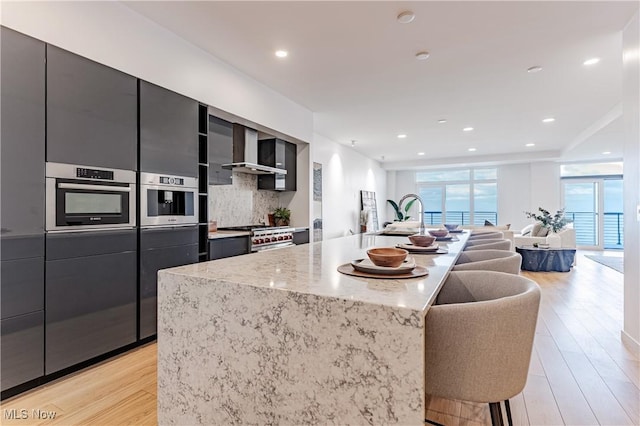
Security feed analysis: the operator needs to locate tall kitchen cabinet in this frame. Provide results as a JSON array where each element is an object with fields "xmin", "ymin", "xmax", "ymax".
[
  {"xmin": 0, "ymin": 27, "xmax": 46, "ymax": 394},
  {"xmin": 46, "ymin": 45, "xmax": 137, "ymax": 170},
  {"xmin": 44, "ymin": 46, "xmax": 139, "ymax": 377},
  {"xmin": 138, "ymin": 81, "xmax": 199, "ymax": 339}
]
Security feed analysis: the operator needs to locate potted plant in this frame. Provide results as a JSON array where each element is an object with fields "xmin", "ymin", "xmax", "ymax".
[
  {"xmin": 273, "ymin": 207, "xmax": 291, "ymax": 227},
  {"xmin": 524, "ymin": 207, "xmax": 571, "ymax": 233},
  {"xmin": 387, "ymin": 198, "xmax": 416, "ymax": 222}
]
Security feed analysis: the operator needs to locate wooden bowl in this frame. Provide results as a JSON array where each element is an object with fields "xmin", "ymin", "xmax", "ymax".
[
  {"xmin": 428, "ymin": 229, "xmax": 449, "ymax": 238},
  {"xmin": 367, "ymin": 247, "xmax": 408, "ymax": 268},
  {"xmin": 408, "ymin": 234, "xmax": 436, "ymax": 247}
]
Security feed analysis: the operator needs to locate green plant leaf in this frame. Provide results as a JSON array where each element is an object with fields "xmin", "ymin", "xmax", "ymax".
[{"xmin": 387, "ymin": 200, "xmax": 403, "ymax": 221}]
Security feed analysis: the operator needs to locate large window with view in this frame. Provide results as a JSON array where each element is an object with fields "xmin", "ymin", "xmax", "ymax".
[
  {"xmin": 561, "ymin": 162, "xmax": 623, "ymax": 249},
  {"xmin": 416, "ymin": 168, "xmax": 497, "ymax": 226}
]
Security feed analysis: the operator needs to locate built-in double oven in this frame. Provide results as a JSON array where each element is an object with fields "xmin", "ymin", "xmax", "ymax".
[{"xmin": 46, "ymin": 162, "xmax": 136, "ymax": 232}]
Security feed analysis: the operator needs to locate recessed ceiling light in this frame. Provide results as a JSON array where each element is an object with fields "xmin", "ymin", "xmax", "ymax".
[
  {"xmin": 542, "ymin": 117, "xmax": 555, "ymax": 123},
  {"xmin": 527, "ymin": 66, "xmax": 543, "ymax": 73},
  {"xmin": 463, "ymin": 127, "xmax": 474, "ymax": 132},
  {"xmin": 397, "ymin": 134, "xmax": 407, "ymax": 139},
  {"xmin": 583, "ymin": 57, "xmax": 600, "ymax": 66},
  {"xmin": 415, "ymin": 51, "xmax": 430, "ymax": 60},
  {"xmin": 526, "ymin": 143, "xmax": 535, "ymax": 147},
  {"xmin": 397, "ymin": 11, "xmax": 415, "ymax": 24},
  {"xmin": 437, "ymin": 119, "xmax": 447, "ymax": 124},
  {"xmin": 275, "ymin": 50, "xmax": 288, "ymax": 58},
  {"xmin": 468, "ymin": 148, "xmax": 477, "ymax": 152},
  {"xmin": 351, "ymin": 140, "xmax": 356, "ymax": 147},
  {"xmin": 602, "ymin": 151, "xmax": 611, "ymax": 155},
  {"xmin": 418, "ymin": 152, "xmax": 425, "ymax": 156}
]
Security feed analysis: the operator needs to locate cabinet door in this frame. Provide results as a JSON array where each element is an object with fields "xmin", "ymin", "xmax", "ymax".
[
  {"xmin": 1, "ymin": 257, "xmax": 44, "ymax": 320},
  {"xmin": 1, "ymin": 27, "xmax": 45, "ymax": 241},
  {"xmin": 140, "ymin": 81, "xmax": 198, "ymax": 176},
  {"xmin": 292, "ymin": 229, "xmax": 309, "ymax": 245},
  {"xmin": 139, "ymin": 227, "xmax": 198, "ymax": 339},
  {"xmin": 1, "ymin": 311, "xmax": 44, "ymax": 391},
  {"xmin": 208, "ymin": 116, "xmax": 233, "ymax": 185},
  {"xmin": 258, "ymin": 139, "xmax": 297, "ymax": 191},
  {"xmin": 47, "ymin": 45, "xmax": 137, "ymax": 170},
  {"xmin": 208, "ymin": 237, "xmax": 250, "ymax": 260},
  {"xmin": 45, "ymin": 231, "xmax": 137, "ymax": 374}
]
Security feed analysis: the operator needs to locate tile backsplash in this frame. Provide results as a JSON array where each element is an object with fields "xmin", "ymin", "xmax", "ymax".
[{"xmin": 208, "ymin": 172, "xmax": 279, "ymax": 227}]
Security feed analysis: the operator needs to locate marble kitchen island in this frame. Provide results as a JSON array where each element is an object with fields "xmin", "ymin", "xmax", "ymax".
[{"xmin": 158, "ymin": 231, "xmax": 469, "ymax": 425}]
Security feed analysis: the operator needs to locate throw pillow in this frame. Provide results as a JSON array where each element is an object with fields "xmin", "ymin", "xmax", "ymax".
[
  {"xmin": 536, "ymin": 226, "xmax": 550, "ymax": 237},
  {"xmin": 531, "ymin": 222, "xmax": 543, "ymax": 237},
  {"xmin": 521, "ymin": 224, "xmax": 534, "ymax": 236},
  {"xmin": 484, "ymin": 219, "xmax": 495, "ymax": 226}
]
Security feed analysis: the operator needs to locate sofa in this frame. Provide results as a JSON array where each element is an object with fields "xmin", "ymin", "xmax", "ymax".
[{"xmin": 513, "ymin": 225, "xmax": 576, "ymax": 249}]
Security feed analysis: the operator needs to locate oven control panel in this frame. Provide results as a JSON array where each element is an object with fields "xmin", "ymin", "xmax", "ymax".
[
  {"xmin": 76, "ymin": 167, "xmax": 114, "ymax": 180},
  {"xmin": 251, "ymin": 227, "xmax": 295, "ymax": 251}
]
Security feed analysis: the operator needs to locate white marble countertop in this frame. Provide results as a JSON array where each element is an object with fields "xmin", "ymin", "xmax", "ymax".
[
  {"xmin": 207, "ymin": 230, "xmax": 251, "ymax": 239},
  {"xmin": 164, "ymin": 231, "xmax": 469, "ymax": 313}
]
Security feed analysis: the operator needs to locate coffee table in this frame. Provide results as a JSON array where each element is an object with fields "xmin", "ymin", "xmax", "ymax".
[{"xmin": 516, "ymin": 246, "xmax": 576, "ymax": 272}]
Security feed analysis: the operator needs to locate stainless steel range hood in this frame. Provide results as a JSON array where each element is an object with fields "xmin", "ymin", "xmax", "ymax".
[{"xmin": 222, "ymin": 124, "xmax": 287, "ymax": 175}]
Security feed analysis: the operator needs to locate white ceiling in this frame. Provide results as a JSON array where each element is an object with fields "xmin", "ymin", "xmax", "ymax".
[{"xmin": 124, "ymin": 1, "xmax": 637, "ymax": 168}]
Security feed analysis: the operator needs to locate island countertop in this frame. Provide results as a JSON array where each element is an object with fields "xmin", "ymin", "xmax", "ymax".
[
  {"xmin": 162, "ymin": 232, "xmax": 468, "ymax": 312},
  {"xmin": 158, "ymin": 231, "xmax": 470, "ymax": 425}
]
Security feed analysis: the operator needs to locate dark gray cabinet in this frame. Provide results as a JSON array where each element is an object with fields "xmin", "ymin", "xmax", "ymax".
[
  {"xmin": 46, "ymin": 45, "xmax": 137, "ymax": 170},
  {"xmin": 139, "ymin": 81, "xmax": 198, "ymax": 176},
  {"xmin": 208, "ymin": 115, "xmax": 233, "ymax": 185},
  {"xmin": 1, "ymin": 27, "xmax": 46, "ymax": 392},
  {"xmin": 293, "ymin": 229, "xmax": 310, "ymax": 245},
  {"xmin": 1, "ymin": 312, "xmax": 44, "ymax": 391},
  {"xmin": 45, "ymin": 230, "xmax": 137, "ymax": 374},
  {"xmin": 139, "ymin": 226, "xmax": 198, "ymax": 339},
  {"xmin": 1, "ymin": 27, "xmax": 45, "ymax": 247},
  {"xmin": 258, "ymin": 138, "xmax": 297, "ymax": 191},
  {"xmin": 208, "ymin": 237, "xmax": 250, "ymax": 260}
]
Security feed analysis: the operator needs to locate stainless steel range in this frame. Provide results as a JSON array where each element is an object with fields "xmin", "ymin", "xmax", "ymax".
[{"xmin": 219, "ymin": 225, "xmax": 295, "ymax": 252}]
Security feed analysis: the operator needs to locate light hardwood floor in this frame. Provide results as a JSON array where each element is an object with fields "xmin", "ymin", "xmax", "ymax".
[{"xmin": 1, "ymin": 252, "xmax": 637, "ymax": 425}]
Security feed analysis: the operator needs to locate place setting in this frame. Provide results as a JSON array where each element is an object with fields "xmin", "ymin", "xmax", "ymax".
[
  {"xmin": 337, "ymin": 247, "xmax": 429, "ymax": 279},
  {"xmin": 396, "ymin": 233, "xmax": 448, "ymax": 254}
]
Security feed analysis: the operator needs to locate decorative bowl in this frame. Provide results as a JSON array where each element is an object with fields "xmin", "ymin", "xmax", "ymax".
[
  {"xmin": 366, "ymin": 247, "xmax": 408, "ymax": 268},
  {"xmin": 408, "ymin": 234, "xmax": 436, "ymax": 247},
  {"xmin": 444, "ymin": 224, "xmax": 460, "ymax": 231},
  {"xmin": 428, "ymin": 229, "xmax": 449, "ymax": 238}
]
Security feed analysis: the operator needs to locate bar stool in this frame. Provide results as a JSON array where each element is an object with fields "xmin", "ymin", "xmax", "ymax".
[
  {"xmin": 453, "ymin": 250, "xmax": 522, "ymax": 274},
  {"xmin": 424, "ymin": 271, "xmax": 541, "ymax": 426},
  {"xmin": 468, "ymin": 231, "xmax": 504, "ymax": 240},
  {"xmin": 464, "ymin": 239, "xmax": 512, "ymax": 251}
]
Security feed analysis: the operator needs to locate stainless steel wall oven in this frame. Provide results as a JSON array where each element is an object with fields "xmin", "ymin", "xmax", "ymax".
[
  {"xmin": 140, "ymin": 172, "xmax": 198, "ymax": 227},
  {"xmin": 46, "ymin": 162, "xmax": 136, "ymax": 232}
]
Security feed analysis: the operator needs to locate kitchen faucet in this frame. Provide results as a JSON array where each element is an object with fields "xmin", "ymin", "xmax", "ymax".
[{"xmin": 398, "ymin": 193, "xmax": 426, "ymax": 235}]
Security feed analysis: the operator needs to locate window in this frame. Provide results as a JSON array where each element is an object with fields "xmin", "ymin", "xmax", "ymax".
[{"xmin": 417, "ymin": 168, "xmax": 497, "ymax": 225}]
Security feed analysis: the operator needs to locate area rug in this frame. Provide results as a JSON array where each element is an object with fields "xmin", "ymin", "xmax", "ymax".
[{"xmin": 585, "ymin": 255, "xmax": 624, "ymax": 273}]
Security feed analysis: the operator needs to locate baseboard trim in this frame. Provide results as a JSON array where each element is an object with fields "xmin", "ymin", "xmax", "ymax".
[{"xmin": 621, "ymin": 330, "xmax": 640, "ymax": 356}]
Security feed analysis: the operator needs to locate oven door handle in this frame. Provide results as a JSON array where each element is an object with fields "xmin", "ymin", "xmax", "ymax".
[{"xmin": 57, "ymin": 182, "xmax": 132, "ymax": 192}]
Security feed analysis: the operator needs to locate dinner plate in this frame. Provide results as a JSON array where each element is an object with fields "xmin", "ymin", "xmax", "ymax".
[
  {"xmin": 435, "ymin": 236, "xmax": 455, "ymax": 241},
  {"xmin": 396, "ymin": 243, "xmax": 439, "ymax": 252},
  {"xmin": 351, "ymin": 258, "xmax": 416, "ymax": 275}
]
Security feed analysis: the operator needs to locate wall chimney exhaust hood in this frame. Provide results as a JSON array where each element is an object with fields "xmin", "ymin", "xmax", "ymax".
[{"xmin": 222, "ymin": 124, "xmax": 287, "ymax": 175}]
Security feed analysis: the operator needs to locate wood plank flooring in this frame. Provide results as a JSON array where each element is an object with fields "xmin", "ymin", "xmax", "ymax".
[{"xmin": 2, "ymin": 251, "xmax": 637, "ymax": 425}]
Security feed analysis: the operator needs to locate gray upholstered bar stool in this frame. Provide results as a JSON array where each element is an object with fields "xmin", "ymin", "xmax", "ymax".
[
  {"xmin": 464, "ymin": 239, "xmax": 512, "ymax": 251},
  {"xmin": 424, "ymin": 271, "xmax": 541, "ymax": 426},
  {"xmin": 468, "ymin": 231, "xmax": 504, "ymax": 240},
  {"xmin": 453, "ymin": 250, "xmax": 522, "ymax": 274}
]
